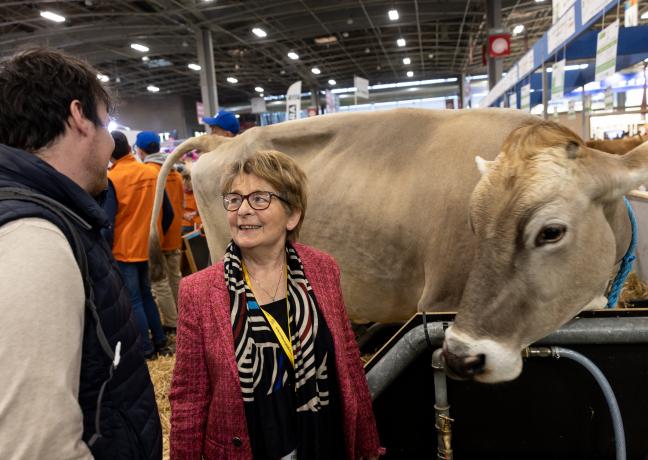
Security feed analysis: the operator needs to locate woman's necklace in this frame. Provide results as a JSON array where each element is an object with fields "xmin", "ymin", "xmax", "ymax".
[{"xmin": 245, "ymin": 261, "xmax": 284, "ymax": 301}]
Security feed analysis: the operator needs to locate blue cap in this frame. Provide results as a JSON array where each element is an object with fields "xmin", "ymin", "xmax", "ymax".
[
  {"xmin": 135, "ymin": 131, "xmax": 160, "ymax": 154},
  {"xmin": 202, "ymin": 110, "xmax": 240, "ymax": 135}
]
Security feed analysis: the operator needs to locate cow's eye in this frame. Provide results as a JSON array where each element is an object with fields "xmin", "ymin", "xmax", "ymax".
[{"xmin": 535, "ymin": 224, "xmax": 567, "ymax": 246}]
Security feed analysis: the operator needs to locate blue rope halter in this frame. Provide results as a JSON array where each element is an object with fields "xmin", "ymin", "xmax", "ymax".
[{"xmin": 606, "ymin": 197, "xmax": 638, "ymax": 308}]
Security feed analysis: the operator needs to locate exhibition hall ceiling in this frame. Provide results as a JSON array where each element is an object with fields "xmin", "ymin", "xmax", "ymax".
[{"xmin": 0, "ymin": 1, "xmax": 588, "ymax": 104}]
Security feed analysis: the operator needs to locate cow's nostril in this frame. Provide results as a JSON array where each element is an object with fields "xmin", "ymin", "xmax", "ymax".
[{"xmin": 442, "ymin": 348, "xmax": 487, "ymax": 380}]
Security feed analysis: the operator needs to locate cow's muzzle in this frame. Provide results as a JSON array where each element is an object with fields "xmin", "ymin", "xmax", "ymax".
[{"xmin": 441, "ymin": 341, "xmax": 486, "ymax": 380}]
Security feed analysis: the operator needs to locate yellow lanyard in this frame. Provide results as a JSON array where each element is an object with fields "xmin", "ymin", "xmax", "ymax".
[{"xmin": 242, "ymin": 262, "xmax": 294, "ymax": 368}]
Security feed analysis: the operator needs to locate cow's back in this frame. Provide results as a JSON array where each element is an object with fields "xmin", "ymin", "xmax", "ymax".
[{"xmin": 193, "ymin": 108, "xmax": 538, "ymax": 322}]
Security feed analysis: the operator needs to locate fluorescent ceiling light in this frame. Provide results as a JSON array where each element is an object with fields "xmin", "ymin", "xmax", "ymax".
[
  {"xmin": 403, "ymin": 57, "xmax": 411, "ymax": 65},
  {"xmin": 388, "ymin": 9, "xmax": 399, "ymax": 21},
  {"xmin": 252, "ymin": 27, "xmax": 267, "ymax": 38},
  {"xmin": 227, "ymin": 76, "xmax": 238, "ymax": 84},
  {"xmin": 397, "ymin": 38, "xmax": 406, "ymax": 47},
  {"xmin": 535, "ymin": 0, "xmax": 545, "ymax": 2},
  {"xmin": 131, "ymin": 43, "xmax": 149, "ymax": 52},
  {"xmin": 40, "ymin": 11, "xmax": 66, "ymax": 22},
  {"xmin": 97, "ymin": 73, "xmax": 109, "ymax": 82},
  {"xmin": 311, "ymin": 67, "xmax": 321, "ymax": 75},
  {"xmin": 407, "ymin": 71, "xmax": 414, "ymax": 77},
  {"xmin": 255, "ymin": 86, "xmax": 264, "ymax": 92},
  {"xmin": 187, "ymin": 63, "xmax": 201, "ymax": 71},
  {"xmin": 141, "ymin": 56, "xmax": 149, "ymax": 62},
  {"xmin": 513, "ymin": 24, "xmax": 525, "ymax": 35},
  {"xmin": 642, "ymin": 11, "xmax": 648, "ymax": 19},
  {"xmin": 147, "ymin": 85, "xmax": 160, "ymax": 93},
  {"xmin": 328, "ymin": 79, "xmax": 336, "ymax": 85},
  {"xmin": 287, "ymin": 51, "xmax": 299, "ymax": 60}
]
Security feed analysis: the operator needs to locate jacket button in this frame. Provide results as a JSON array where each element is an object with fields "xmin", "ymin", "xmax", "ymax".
[{"xmin": 232, "ymin": 437, "xmax": 242, "ymax": 447}]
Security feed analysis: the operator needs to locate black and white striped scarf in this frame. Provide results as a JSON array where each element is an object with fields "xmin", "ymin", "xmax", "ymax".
[{"xmin": 224, "ymin": 241, "xmax": 332, "ymax": 412}]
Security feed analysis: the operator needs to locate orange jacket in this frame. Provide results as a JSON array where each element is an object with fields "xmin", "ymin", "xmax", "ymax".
[
  {"xmin": 182, "ymin": 190, "xmax": 202, "ymax": 228},
  {"xmin": 146, "ymin": 163, "xmax": 184, "ymax": 251},
  {"xmin": 108, "ymin": 155, "xmax": 158, "ymax": 262}
]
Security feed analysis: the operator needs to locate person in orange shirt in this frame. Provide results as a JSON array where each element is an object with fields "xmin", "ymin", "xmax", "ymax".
[
  {"xmin": 138, "ymin": 131, "xmax": 183, "ymax": 334},
  {"xmin": 180, "ymin": 163, "xmax": 202, "ymax": 234},
  {"xmin": 107, "ymin": 131, "xmax": 169, "ymax": 359}
]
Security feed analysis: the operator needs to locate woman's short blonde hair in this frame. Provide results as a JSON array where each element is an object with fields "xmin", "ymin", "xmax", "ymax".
[{"xmin": 220, "ymin": 150, "xmax": 308, "ymax": 241}]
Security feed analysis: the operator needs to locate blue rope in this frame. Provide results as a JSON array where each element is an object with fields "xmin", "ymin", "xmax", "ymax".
[{"xmin": 606, "ymin": 197, "xmax": 638, "ymax": 308}]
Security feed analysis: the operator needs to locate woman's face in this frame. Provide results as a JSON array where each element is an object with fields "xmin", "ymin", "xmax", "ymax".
[{"xmin": 226, "ymin": 173, "xmax": 301, "ymax": 254}]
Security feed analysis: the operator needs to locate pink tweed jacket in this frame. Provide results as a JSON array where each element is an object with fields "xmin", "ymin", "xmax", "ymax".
[{"xmin": 170, "ymin": 243, "xmax": 384, "ymax": 459}]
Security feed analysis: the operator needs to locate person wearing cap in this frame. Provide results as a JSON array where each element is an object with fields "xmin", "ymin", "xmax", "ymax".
[
  {"xmin": 136, "ymin": 130, "xmax": 185, "ymax": 335},
  {"xmin": 108, "ymin": 130, "xmax": 171, "ymax": 359},
  {"xmin": 203, "ymin": 110, "xmax": 240, "ymax": 137}
]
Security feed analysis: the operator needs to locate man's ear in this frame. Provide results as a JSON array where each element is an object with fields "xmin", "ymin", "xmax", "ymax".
[{"xmin": 68, "ymin": 100, "xmax": 93, "ymax": 137}]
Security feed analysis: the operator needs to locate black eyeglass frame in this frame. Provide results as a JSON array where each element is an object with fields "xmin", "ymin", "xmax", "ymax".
[{"xmin": 222, "ymin": 190, "xmax": 290, "ymax": 211}]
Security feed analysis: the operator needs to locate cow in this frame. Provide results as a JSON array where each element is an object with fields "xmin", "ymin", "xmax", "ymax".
[
  {"xmin": 586, "ymin": 134, "xmax": 645, "ymax": 155},
  {"xmin": 442, "ymin": 120, "xmax": 647, "ymax": 383},
  {"xmin": 150, "ymin": 108, "xmax": 539, "ymax": 324},
  {"xmin": 150, "ymin": 109, "xmax": 644, "ymax": 383}
]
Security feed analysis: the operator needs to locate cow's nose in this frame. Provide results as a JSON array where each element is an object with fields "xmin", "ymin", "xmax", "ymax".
[{"xmin": 441, "ymin": 344, "xmax": 486, "ymax": 380}]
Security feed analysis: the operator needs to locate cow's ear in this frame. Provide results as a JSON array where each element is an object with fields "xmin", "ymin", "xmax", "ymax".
[
  {"xmin": 583, "ymin": 143, "xmax": 648, "ymax": 202},
  {"xmin": 475, "ymin": 155, "xmax": 494, "ymax": 176}
]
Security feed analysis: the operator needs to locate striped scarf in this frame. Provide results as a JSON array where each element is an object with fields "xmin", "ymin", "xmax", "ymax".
[{"xmin": 224, "ymin": 241, "xmax": 332, "ymax": 412}]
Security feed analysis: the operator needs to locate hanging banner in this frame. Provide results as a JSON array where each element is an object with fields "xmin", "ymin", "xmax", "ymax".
[
  {"xmin": 595, "ymin": 20, "xmax": 619, "ymax": 82},
  {"xmin": 568, "ymin": 100, "xmax": 576, "ymax": 119},
  {"xmin": 520, "ymin": 84, "xmax": 531, "ymax": 112},
  {"xmin": 582, "ymin": 0, "xmax": 612, "ymax": 24},
  {"xmin": 196, "ymin": 101, "xmax": 204, "ymax": 124},
  {"xmin": 325, "ymin": 90, "xmax": 336, "ymax": 113},
  {"xmin": 547, "ymin": 6, "xmax": 575, "ymax": 54},
  {"xmin": 509, "ymin": 92, "xmax": 517, "ymax": 109},
  {"xmin": 625, "ymin": 0, "xmax": 638, "ymax": 27},
  {"xmin": 552, "ymin": 0, "xmax": 575, "ymax": 24},
  {"xmin": 285, "ymin": 81, "xmax": 302, "ymax": 121},
  {"xmin": 250, "ymin": 97, "xmax": 266, "ymax": 114},
  {"xmin": 551, "ymin": 59, "xmax": 566, "ymax": 100},
  {"xmin": 354, "ymin": 75, "xmax": 369, "ymax": 99},
  {"xmin": 605, "ymin": 86, "xmax": 614, "ymax": 110}
]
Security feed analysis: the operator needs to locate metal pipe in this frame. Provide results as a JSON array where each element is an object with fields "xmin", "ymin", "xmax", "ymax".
[
  {"xmin": 367, "ymin": 317, "xmax": 648, "ymax": 400},
  {"xmin": 432, "ymin": 349, "xmax": 453, "ymax": 460},
  {"xmin": 526, "ymin": 347, "xmax": 626, "ymax": 460}
]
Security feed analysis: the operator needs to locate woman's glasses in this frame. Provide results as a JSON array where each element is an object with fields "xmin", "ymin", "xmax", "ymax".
[{"xmin": 222, "ymin": 191, "xmax": 289, "ymax": 211}]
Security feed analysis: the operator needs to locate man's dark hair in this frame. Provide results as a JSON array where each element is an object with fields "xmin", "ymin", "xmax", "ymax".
[
  {"xmin": 0, "ymin": 48, "xmax": 113, "ymax": 152},
  {"xmin": 111, "ymin": 131, "xmax": 131, "ymax": 160}
]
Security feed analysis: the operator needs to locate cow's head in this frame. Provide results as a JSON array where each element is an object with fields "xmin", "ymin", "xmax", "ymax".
[{"xmin": 443, "ymin": 120, "xmax": 648, "ymax": 383}]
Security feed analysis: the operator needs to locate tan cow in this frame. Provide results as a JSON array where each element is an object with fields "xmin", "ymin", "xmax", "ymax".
[
  {"xmin": 586, "ymin": 134, "xmax": 645, "ymax": 155},
  {"xmin": 151, "ymin": 108, "xmax": 542, "ymax": 322},
  {"xmin": 442, "ymin": 121, "xmax": 646, "ymax": 383}
]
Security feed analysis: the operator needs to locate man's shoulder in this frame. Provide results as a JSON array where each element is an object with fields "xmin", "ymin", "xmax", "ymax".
[{"xmin": 0, "ymin": 217, "xmax": 67, "ymax": 241}]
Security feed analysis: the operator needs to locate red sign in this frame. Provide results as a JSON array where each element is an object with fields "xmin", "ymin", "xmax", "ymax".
[{"xmin": 488, "ymin": 34, "xmax": 511, "ymax": 58}]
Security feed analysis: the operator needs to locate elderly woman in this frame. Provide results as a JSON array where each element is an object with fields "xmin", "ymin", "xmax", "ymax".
[{"xmin": 170, "ymin": 150, "xmax": 383, "ymax": 460}]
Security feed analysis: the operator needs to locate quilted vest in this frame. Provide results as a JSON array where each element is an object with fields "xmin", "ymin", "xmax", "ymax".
[{"xmin": 0, "ymin": 144, "xmax": 162, "ymax": 460}]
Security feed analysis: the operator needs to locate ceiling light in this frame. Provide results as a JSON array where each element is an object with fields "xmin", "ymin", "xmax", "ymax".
[
  {"xmin": 40, "ymin": 11, "xmax": 66, "ymax": 22},
  {"xmin": 407, "ymin": 71, "xmax": 414, "ymax": 77},
  {"xmin": 311, "ymin": 67, "xmax": 321, "ymax": 75},
  {"xmin": 403, "ymin": 57, "xmax": 411, "ymax": 65},
  {"xmin": 141, "ymin": 56, "xmax": 149, "ymax": 62},
  {"xmin": 388, "ymin": 9, "xmax": 399, "ymax": 21},
  {"xmin": 252, "ymin": 27, "xmax": 267, "ymax": 38},
  {"xmin": 397, "ymin": 38, "xmax": 406, "ymax": 47},
  {"xmin": 513, "ymin": 24, "xmax": 525, "ymax": 35},
  {"xmin": 147, "ymin": 85, "xmax": 160, "ymax": 93},
  {"xmin": 97, "ymin": 73, "xmax": 109, "ymax": 82},
  {"xmin": 328, "ymin": 79, "xmax": 337, "ymax": 85},
  {"xmin": 642, "ymin": 11, "xmax": 648, "ymax": 19},
  {"xmin": 314, "ymin": 35, "xmax": 338, "ymax": 45},
  {"xmin": 255, "ymin": 86, "xmax": 264, "ymax": 92},
  {"xmin": 287, "ymin": 51, "xmax": 299, "ymax": 60},
  {"xmin": 131, "ymin": 43, "xmax": 149, "ymax": 52},
  {"xmin": 188, "ymin": 63, "xmax": 201, "ymax": 71},
  {"xmin": 534, "ymin": 0, "xmax": 545, "ymax": 2},
  {"xmin": 227, "ymin": 76, "xmax": 238, "ymax": 84}
]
